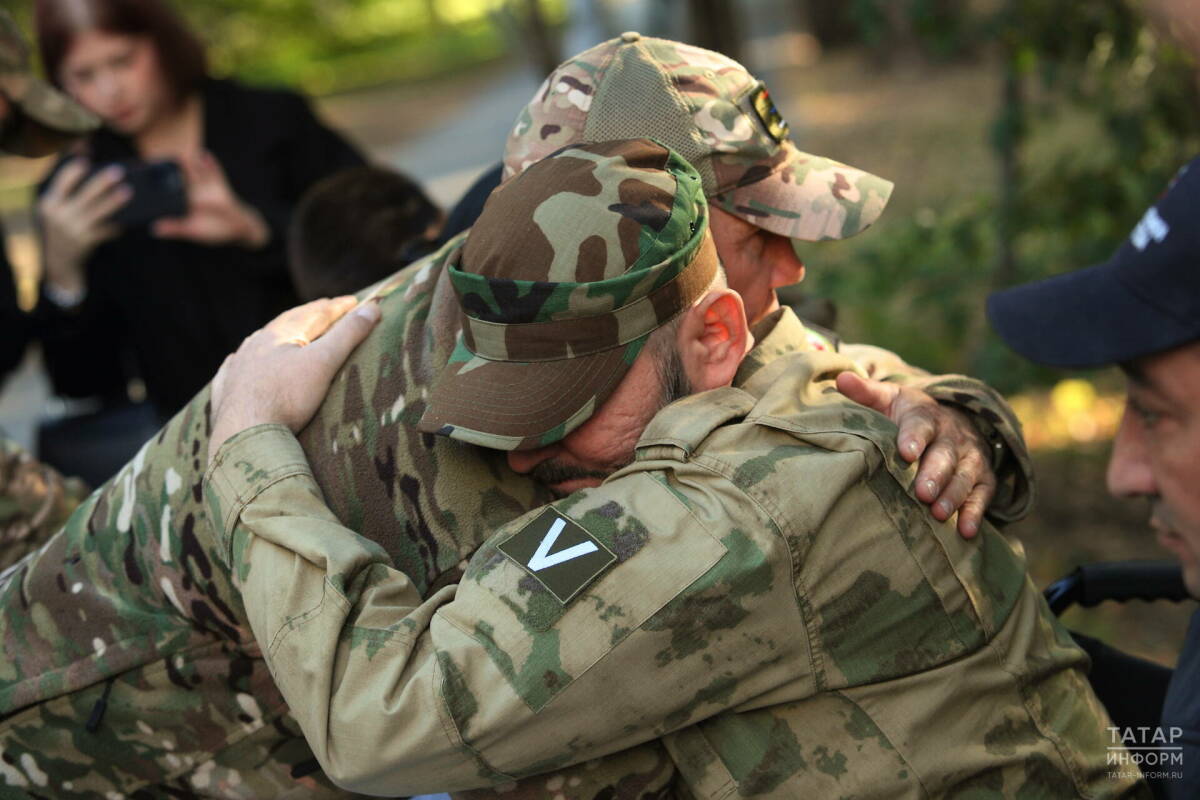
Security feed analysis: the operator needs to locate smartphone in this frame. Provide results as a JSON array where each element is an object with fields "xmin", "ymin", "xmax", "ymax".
[{"xmin": 88, "ymin": 160, "xmax": 188, "ymax": 228}]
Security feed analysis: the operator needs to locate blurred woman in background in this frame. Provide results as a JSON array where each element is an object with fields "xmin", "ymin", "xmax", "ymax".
[{"xmin": 30, "ymin": 0, "xmax": 364, "ymax": 482}]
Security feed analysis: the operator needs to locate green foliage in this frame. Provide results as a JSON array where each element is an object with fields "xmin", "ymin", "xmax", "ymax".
[
  {"xmin": 6, "ymin": 0, "xmax": 565, "ymax": 95},
  {"xmin": 179, "ymin": 0, "xmax": 566, "ymax": 94},
  {"xmin": 812, "ymin": 0, "xmax": 1200, "ymax": 393}
]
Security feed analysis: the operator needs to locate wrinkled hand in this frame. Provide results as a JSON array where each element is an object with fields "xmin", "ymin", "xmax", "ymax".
[
  {"xmin": 209, "ymin": 297, "xmax": 381, "ymax": 464},
  {"xmin": 38, "ymin": 159, "xmax": 131, "ymax": 291},
  {"xmin": 836, "ymin": 371, "xmax": 995, "ymax": 538},
  {"xmin": 153, "ymin": 151, "xmax": 269, "ymax": 248}
]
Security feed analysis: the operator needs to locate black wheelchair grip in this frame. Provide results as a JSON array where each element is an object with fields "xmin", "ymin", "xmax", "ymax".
[{"xmin": 1074, "ymin": 561, "xmax": 1189, "ymax": 607}]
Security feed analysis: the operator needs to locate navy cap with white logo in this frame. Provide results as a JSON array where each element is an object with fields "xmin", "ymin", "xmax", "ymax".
[{"xmin": 988, "ymin": 157, "xmax": 1200, "ymax": 368}]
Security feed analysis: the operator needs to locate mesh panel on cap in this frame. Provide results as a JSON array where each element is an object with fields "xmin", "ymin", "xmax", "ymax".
[{"xmin": 586, "ymin": 44, "xmax": 718, "ymax": 194}]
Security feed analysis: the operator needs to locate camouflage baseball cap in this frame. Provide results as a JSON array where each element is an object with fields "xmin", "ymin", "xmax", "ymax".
[
  {"xmin": 0, "ymin": 9, "xmax": 97, "ymax": 157},
  {"xmin": 504, "ymin": 33, "xmax": 893, "ymax": 243},
  {"xmin": 418, "ymin": 138, "xmax": 719, "ymax": 451}
]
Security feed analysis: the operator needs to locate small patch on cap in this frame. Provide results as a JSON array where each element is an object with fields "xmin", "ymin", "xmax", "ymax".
[
  {"xmin": 749, "ymin": 82, "xmax": 790, "ymax": 143},
  {"xmin": 620, "ymin": 31, "xmax": 642, "ymax": 43}
]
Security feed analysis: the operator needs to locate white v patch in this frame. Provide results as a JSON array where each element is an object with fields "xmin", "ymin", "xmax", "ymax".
[{"xmin": 527, "ymin": 518, "xmax": 599, "ymax": 571}]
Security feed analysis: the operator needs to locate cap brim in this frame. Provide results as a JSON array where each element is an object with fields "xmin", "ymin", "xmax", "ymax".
[
  {"xmin": 14, "ymin": 76, "xmax": 97, "ymax": 133},
  {"xmin": 987, "ymin": 258, "xmax": 1197, "ymax": 368},
  {"xmin": 417, "ymin": 341, "xmax": 636, "ymax": 451},
  {"xmin": 0, "ymin": 73, "xmax": 97, "ymax": 156},
  {"xmin": 712, "ymin": 141, "xmax": 894, "ymax": 242}
]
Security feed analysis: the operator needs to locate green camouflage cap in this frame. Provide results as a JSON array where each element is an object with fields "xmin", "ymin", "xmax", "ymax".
[
  {"xmin": 417, "ymin": 138, "xmax": 719, "ymax": 451},
  {"xmin": 0, "ymin": 9, "xmax": 97, "ymax": 157},
  {"xmin": 504, "ymin": 33, "xmax": 893, "ymax": 243}
]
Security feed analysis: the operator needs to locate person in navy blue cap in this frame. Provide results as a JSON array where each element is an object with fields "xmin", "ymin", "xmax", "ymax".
[{"xmin": 989, "ymin": 156, "xmax": 1200, "ymax": 800}]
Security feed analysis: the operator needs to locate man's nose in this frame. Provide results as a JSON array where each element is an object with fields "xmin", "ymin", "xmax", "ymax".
[
  {"xmin": 771, "ymin": 235, "xmax": 806, "ymax": 288},
  {"xmin": 95, "ymin": 71, "xmax": 123, "ymax": 103},
  {"xmin": 1106, "ymin": 407, "xmax": 1157, "ymax": 498},
  {"xmin": 507, "ymin": 445, "xmax": 559, "ymax": 475}
]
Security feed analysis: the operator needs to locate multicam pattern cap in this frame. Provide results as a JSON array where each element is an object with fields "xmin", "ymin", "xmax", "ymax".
[
  {"xmin": 504, "ymin": 33, "xmax": 893, "ymax": 243},
  {"xmin": 0, "ymin": 9, "xmax": 97, "ymax": 157},
  {"xmin": 418, "ymin": 138, "xmax": 719, "ymax": 451}
]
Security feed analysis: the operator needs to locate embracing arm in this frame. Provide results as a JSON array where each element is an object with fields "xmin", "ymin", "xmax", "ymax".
[
  {"xmin": 838, "ymin": 341, "xmax": 1034, "ymax": 531},
  {"xmin": 202, "ymin": 297, "xmax": 800, "ymax": 793},
  {"xmin": 204, "ymin": 423, "xmax": 800, "ymax": 794}
]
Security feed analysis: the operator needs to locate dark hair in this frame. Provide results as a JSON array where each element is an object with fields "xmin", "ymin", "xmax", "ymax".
[
  {"xmin": 35, "ymin": 0, "xmax": 207, "ymax": 97},
  {"xmin": 288, "ymin": 166, "xmax": 443, "ymax": 301}
]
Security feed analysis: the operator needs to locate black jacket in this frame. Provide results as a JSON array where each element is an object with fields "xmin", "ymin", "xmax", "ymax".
[
  {"xmin": 34, "ymin": 78, "xmax": 365, "ymax": 415},
  {"xmin": 1162, "ymin": 609, "xmax": 1200, "ymax": 799}
]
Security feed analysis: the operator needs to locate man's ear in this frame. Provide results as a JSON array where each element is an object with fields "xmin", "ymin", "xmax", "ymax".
[{"xmin": 678, "ymin": 289, "xmax": 754, "ymax": 392}]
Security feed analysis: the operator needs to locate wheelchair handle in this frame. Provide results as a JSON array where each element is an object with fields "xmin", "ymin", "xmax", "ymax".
[{"xmin": 1044, "ymin": 560, "xmax": 1190, "ymax": 616}]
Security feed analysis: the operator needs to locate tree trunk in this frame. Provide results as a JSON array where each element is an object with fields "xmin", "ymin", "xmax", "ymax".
[
  {"xmin": 802, "ymin": 0, "xmax": 857, "ymax": 50},
  {"xmin": 424, "ymin": 0, "xmax": 444, "ymax": 30},
  {"xmin": 522, "ymin": 0, "xmax": 562, "ymax": 78},
  {"xmin": 688, "ymin": 0, "xmax": 741, "ymax": 62}
]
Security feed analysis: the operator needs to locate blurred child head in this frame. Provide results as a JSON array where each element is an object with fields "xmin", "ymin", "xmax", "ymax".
[{"xmin": 288, "ymin": 165, "xmax": 442, "ymax": 301}]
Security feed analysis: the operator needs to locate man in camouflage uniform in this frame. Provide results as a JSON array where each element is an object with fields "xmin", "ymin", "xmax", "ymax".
[
  {"xmin": 0, "ymin": 39, "xmax": 1032, "ymax": 797},
  {"xmin": 502, "ymin": 33, "xmax": 1031, "ymax": 530},
  {"xmin": 0, "ymin": 9, "xmax": 97, "ymax": 567},
  {"xmin": 202, "ymin": 139, "xmax": 1145, "ymax": 797}
]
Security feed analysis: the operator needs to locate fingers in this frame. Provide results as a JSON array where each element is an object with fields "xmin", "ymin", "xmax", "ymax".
[
  {"xmin": 913, "ymin": 437, "xmax": 956, "ymax": 505},
  {"xmin": 956, "ymin": 482, "xmax": 993, "ymax": 539},
  {"xmin": 200, "ymin": 150, "xmax": 226, "ymax": 181},
  {"xmin": 835, "ymin": 371, "xmax": 898, "ymax": 415},
  {"xmin": 894, "ymin": 400, "xmax": 937, "ymax": 463},
  {"xmin": 151, "ymin": 218, "xmax": 191, "ymax": 239},
  {"xmin": 908, "ymin": 403, "xmax": 999, "ymax": 536},
  {"xmin": 297, "ymin": 296, "xmax": 359, "ymax": 344},
  {"xmin": 930, "ymin": 462, "xmax": 977, "ymax": 521},
  {"xmin": 74, "ymin": 164, "xmax": 126, "ymax": 208},
  {"xmin": 43, "ymin": 158, "xmax": 90, "ymax": 204},
  {"xmin": 177, "ymin": 151, "xmax": 204, "ymax": 183},
  {"xmin": 85, "ymin": 180, "xmax": 133, "ymax": 224},
  {"xmin": 309, "ymin": 301, "xmax": 381, "ymax": 369},
  {"xmin": 261, "ymin": 296, "xmax": 353, "ymax": 341}
]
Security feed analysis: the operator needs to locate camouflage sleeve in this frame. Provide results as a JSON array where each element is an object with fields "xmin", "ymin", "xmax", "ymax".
[
  {"xmin": 838, "ymin": 342, "xmax": 1034, "ymax": 523},
  {"xmin": 0, "ymin": 435, "xmax": 89, "ymax": 569},
  {"xmin": 204, "ymin": 424, "xmax": 805, "ymax": 795}
]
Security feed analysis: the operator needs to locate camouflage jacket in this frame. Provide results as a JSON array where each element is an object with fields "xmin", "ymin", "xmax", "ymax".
[
  {"xmin": 0, "ymin": 236, "xmax": 1030, "ymax": 795},
  {"xmin": 0, "ymin": 434, "xmax": 86, "ymax": 568},
  {"xmin": 205, "ymin": 309, "xmax": 1140, "ymax": 798}
]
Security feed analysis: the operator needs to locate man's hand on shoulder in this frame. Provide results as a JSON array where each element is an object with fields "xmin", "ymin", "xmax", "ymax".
[
  {"xmin": 836, "ymin": 371, "xmax": 995, "ymax": 539},
  {"xmin": 208, "ymin": 296, "xmax": 382, "ymax": 465}
]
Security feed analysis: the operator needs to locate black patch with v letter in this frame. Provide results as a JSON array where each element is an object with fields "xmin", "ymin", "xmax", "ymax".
[{"xmin": 499, "ymin": 508, "xmax": 617, "ymax": 604}]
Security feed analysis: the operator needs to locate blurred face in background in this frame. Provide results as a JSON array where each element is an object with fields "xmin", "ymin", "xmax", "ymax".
[
  {"xmin": 1107, "ymin": 341, "xmax": 1200, "ymax": 597},
  {"xmin": 58, "ymin": 30, "xmax": 169, "ymax": 135}
]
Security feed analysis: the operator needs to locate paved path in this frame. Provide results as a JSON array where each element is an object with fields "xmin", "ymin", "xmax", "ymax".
[
  {"xmin": 382, "ymin": 0, "xmax": 622, "ymax": 206},
  {"xmin": 381, "ymin": 68, "xmax": 541, "ymax": 207}
]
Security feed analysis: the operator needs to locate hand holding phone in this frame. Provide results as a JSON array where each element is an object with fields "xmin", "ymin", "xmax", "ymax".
[
  {"xmin": 151, "ymin": 151, "xmax": 269, "ymax": 249},
  {"xmin": 102, "ymin": 160, "xmax": 188, "ymax": 228},
  {"xmin": 38, "ymin": 159, "xmax": 132, "ymax": 291}
]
